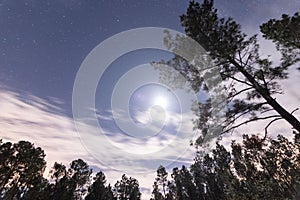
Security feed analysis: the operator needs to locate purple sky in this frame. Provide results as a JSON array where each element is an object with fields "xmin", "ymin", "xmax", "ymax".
[{"xmin": 1, "ymin": 0, "xmax": 300, "ymax": 199}]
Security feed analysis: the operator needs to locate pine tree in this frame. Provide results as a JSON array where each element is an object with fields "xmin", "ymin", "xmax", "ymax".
[{"xmin": 156, "ymin": 0, "xmax": 300, "ymax": 146}]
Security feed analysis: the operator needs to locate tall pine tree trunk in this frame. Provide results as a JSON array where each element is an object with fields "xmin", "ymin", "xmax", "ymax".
[{"xmin": 231, "ymin": 59, "xmax": 300, "ymax": 133}]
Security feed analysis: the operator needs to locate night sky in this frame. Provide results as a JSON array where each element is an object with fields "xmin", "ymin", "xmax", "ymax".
[
  {"xmin": 0, "ymin": 0, "xmax": 189, "ymax": 114},
  {"xmin": 1, "ymin": 0, "xmax": 300, "ymax": 198},
  {"xmin": 1, "ymin": 0, "xmax": 299, "ymax": 113}
]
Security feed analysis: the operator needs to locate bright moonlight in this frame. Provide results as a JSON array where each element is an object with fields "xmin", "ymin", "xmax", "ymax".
[{"xmin": 153, "ymin": 95, "xmax": 169, "ymax": 108}]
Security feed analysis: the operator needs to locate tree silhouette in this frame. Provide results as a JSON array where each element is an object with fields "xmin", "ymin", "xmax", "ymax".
[
  {"xmin": 69, "ymin": 159, "xmax": 92, "ymax": 199},
  {"xmin": 0, "ymin": 138, "xmax": 145, "ymax": 199},
  {"xmin": 260, "ymin": 12, "xmax": 300, "ymax": 70},
  {"xmin": 22, "ymin": 177, "xmax": 51, "ymax": 200},
  {"xmin": 0, "ymin": 135, "xmax": 299, "ymax": 199},
  {"xmin": 85, "ymin": 171, "xmax": 114, "ymax": 200},
  {"xmin": 113, "ymin": 174, "xmax": 141, "ymax": 200},
  {"xmin": 155, "ymin": 166, "xmax": 168, "ymax": 198},
  {"xmin": 156, "ymin": 0, "xmax": 300, "ymax": 145},
  {"xmin": 150, "ymin": 181, "xmax": 164, "ymax": 200},
  {"xmin": 0, "ymin": 140, "xmax": 46, "ymax": 199},
  {"xmin": 151, "ymin": 133, "xmax": 300, "ymax": 199},
  {"xmin": 48, "ymin": 159, "xmax": 92, "ymax": 200},
  {"xmin": 170, "ymin": 166, "xmax": 199, "ymax": 200}
]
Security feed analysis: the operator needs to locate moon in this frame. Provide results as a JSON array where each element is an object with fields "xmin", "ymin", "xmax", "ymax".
[{"xmin": 153, "ymin": 95, "xmax": 169, "ymax": 108}]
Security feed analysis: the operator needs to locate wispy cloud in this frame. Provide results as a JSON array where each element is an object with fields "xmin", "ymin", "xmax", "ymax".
[
  {"xmin": 0, "ymin": 87, "xmax": 198, "ymax": 199},
  {"xmin": 0, "ymin": 88, "xmax": 90, "ymax": 169},
  {"xmin": 76, "ymin": 106, "xmax": 198, "ymax": 172}
]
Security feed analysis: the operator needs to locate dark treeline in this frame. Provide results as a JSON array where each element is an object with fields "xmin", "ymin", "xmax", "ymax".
[
  {"xmin": 0, "ymin": 139, "xmax": 141, "ymax": 200},
  {"xmin": 151, "ymin": 133, "xmax": 300, "ymax": 200},
  {"xmin": 1, "ymin": 132, "xmax": 300, "ymax": 199}
]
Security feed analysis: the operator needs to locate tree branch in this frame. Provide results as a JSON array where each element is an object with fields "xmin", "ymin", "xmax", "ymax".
[
  {"xmin": 224, "ymin": 115, "xmax": 281, "ymax": 134},
  {"xmin": 291, "ymin": 108, "xmax": 299, "ymax": 115},
  {"xmin": 263, "ymin": 117, "xmax": 283, "ymax": 141},
  {"xmin": 224, "ymin": 74, "xmax": 253, "ymax": 87},
  {"xmin": 260, "ymin": 108, "xmax": 275, "ymax": 114},
  {"xmin": 226, "ymin": 102, "xmax": 269, "ymax": 124},
  {"xmin": 229, "ymin": 87, "xmax": 254, "ymax": 100}
]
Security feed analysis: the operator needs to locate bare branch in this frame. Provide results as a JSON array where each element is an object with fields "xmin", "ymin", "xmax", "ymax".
[
  {"xmin": 226, "ymin": 102, "xmax": 269, "ymax": 123},
  {"xmin": 244, "ymin": 53, "xmax": 252, "ymax": 67},
  {"xmin": 225, "ymin": 75, "xmax": 253, "ymax": 87},
  {"xmin": 229, "ymin": 87, "xmax": 254, "ymax": 100},
  {"xmin": 223, "ymin": 115, "xmax": 281, "ymax": 134},
  {"xmin": 234, "ymin": 54, "xmax": 253, "ymax": 68},
  {"xmin": 238, "ymin": 51, "xmax": 243, "ymax": 66},
  {"xmin": 260, "ymin": 108, "xmax": 274, "ymax": 114},
  {"xmin": 291, "ymin": 108, "xmax": 299, "ymax": 115},
  {"xmin": 263, "ymin": 117, "xmax": 283, "ymax": 141}
]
